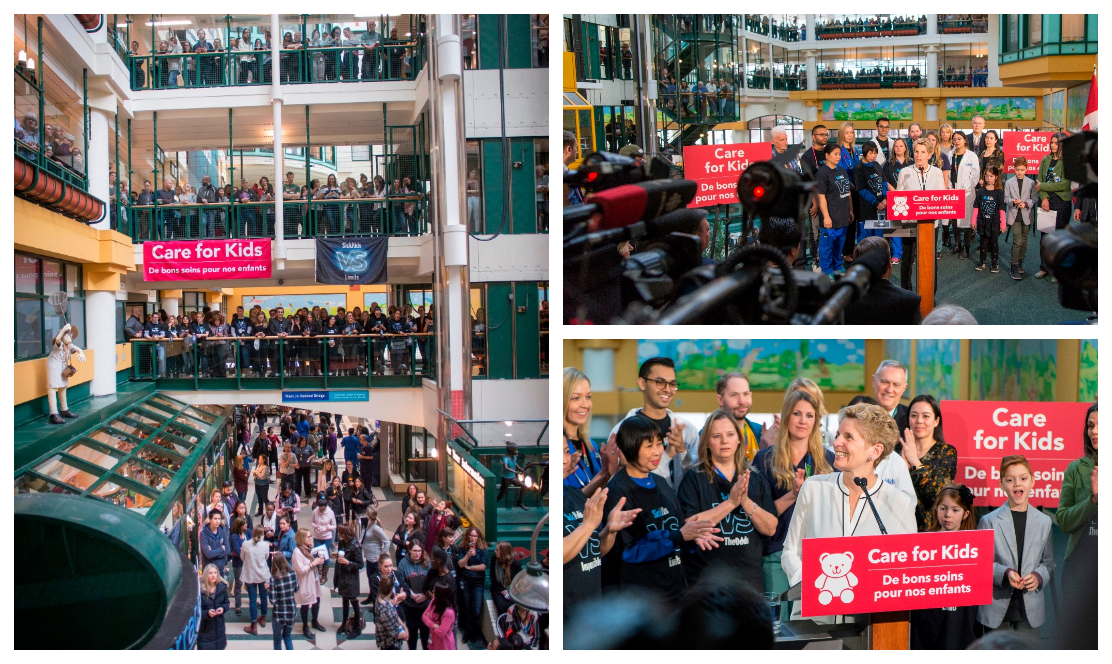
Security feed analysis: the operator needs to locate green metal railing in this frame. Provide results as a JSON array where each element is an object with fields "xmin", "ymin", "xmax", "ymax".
[{"xmin": 130, "ymin": 333, "xmax": 435, "ymax": 389}]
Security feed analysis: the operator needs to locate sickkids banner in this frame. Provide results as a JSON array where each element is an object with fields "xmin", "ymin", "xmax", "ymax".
[
  {"xmin": 682, "ymin": 143, "xmax": 772, "ymax": 207},
  {"xmin": 315, "ymin": 236, "xmax": 389, "ymax": 285},
  {"xmin": 941, "ymin": 400, "xmax": 1090, "ymax": 507},
  {"xmin": 142, "ymin": 239, "xmax": 271, "ymax": 281}
]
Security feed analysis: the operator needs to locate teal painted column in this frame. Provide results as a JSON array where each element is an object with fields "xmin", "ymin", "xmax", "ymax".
[
  {"xmin": 478, "ymin": 15, "xmax": 500, "ymax": 69},
  {"xmin": 513, "ymin": 282, "xmax": 540, "ymax": 378},
  {"xmin": 511, "ymin": 138, "xmax": 536, "ymax": 234},
  {"xmin": 486, "ymin": 282, "xmax": 514, "ymax": 379},
  {"xmin": 481, "ymin": 139, "xmax": 504, "ymax": 234},
  {"xmin": 506, "ymin": 14, "xmax": 532, "ymax": 69}
]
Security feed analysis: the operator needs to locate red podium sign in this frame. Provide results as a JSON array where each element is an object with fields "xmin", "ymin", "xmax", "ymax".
[
  {"xmin": 887, "ymin": 190, "xmax": 965, "ymax": 221},
  {"xmin": 683, "ymin": 143, "xmax": 772, "ymax": 207},
  {"xmin": 941, "ymin": 400, "xmax": 1089, "ymax": 507},
  {"xmin": 143, "ymin": 238, "xmax": 272, "ymax": 281},
  {"xmin": 801, "ymin": 530, "xmax": 994, "ymax": 617},
  {"xmin": 1002, "ymin": 132, "xmax": 1057, "ymax": 175}
]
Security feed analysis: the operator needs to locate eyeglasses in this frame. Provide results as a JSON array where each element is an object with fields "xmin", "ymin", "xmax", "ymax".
[{"xmin": 645, "ymin": 377, "xmax": 679, "ymax": 391}]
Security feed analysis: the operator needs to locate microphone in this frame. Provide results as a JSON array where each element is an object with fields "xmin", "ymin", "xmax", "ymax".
[
  {"xmin": 853, "ymin": 476, "xmax": 888, "ymax": 535},
  {"xmin": 587, "ymin": 180, "xmax": 698, "ymax": 231},
  {"xmin": 810, "ymin": 244, "xmax": 889, "ymax": 324},
  {"xmin": 564, "ymin": 208, "xmax": 705, "ymax": 253}
]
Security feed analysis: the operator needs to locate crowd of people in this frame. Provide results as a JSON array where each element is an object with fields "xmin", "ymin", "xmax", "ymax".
[
  {"xmin": 194, "ymin": 406, "xmax": 543, "ymax": 649},
  {"xmin": 564, "ymin": 360, "xmax": 1098, "ymax": 649},
  {"xmin": 127, "ymin": 22, "xmax": 417, "ymax": 90},
  {"xmin": 14, "ymin": 111, "xmax": 85, "ymax": 177},
  {"xmin": 815, "ymin": 15, "xmax": 927, "ymax": 38},
  {"xmin": 125, "ymin": 302, "xmax": 431, "ymax": 379},
  {"xmin": 819, "ymin": 65, "xmax": 922, "ymax": 88},
  {"xmin": 117, "ymin": 170, "xmax": 423, "ymax": 240},
  {"xmin": 657, "ymin": 68, "xmax": 738, "ymax": 120}
]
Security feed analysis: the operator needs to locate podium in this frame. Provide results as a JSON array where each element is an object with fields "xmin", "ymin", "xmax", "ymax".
[
  {"xmin": 778, "ymin": 584, "xmax": 909, "ymax": 649},
  {"xmin": 915, "ymin": 220, "xmax": 935, "ymax": 318},
  {"xmin": 870, "ymin": 611, "xmax": 910, "ymax": 649}
]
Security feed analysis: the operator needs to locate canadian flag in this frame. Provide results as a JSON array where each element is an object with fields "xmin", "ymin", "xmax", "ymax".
[{"xmin": 1082, "ymin": 69, "xmax": 1097, "ymax": 131}]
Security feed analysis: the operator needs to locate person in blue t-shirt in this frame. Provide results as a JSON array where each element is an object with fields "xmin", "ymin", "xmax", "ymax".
[
  {"xmin": 814, "ymin": 143, "xmax": 855, "ymax": 278},
  {"xmin": 496, "ymin": 442, "xmax": 529, "ymax": 510},
  {"xmin": 341, "ymin": 428, "xmax": 362, "ymax": 465}
]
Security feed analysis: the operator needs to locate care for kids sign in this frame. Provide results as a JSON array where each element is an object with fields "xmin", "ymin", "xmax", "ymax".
[
  {"xmin": 887, "ymin": 190, "xmax": 965, "ymax": 221},
  {"xmin": 941, "ymin": 400, "xmax": 1090, "ymax": 507},
  {"xmin": 1001, "ymin": 131, "xmax": 1057, "ymax": 175},
  {"xmin": 800, "ymin": 530, "xmax": 994, "ymax": 617},
  {"xmin": 142, "ymin": 239, "xmax": 271, "ymax": 281},
  {"xmin": 683, "ymin": 143, "xmax": 772, "ymax": 207}
]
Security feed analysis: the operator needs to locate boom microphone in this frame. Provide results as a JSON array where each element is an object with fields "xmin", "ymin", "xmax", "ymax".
[{"xmin": 588, "ymin": 180, "xmax": 698, "ymax": 230}]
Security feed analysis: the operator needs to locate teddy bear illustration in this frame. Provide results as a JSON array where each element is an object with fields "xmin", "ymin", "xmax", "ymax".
[
  {"xmin": 891, "ymin": 196, "xmax": 910, "ymax": 217},
  {"xmin": 815, "ymin": 551, "xmax": 858, "ymax": 605}
]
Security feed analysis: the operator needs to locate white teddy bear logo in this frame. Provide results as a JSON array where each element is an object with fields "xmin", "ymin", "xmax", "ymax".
[
  {"xmin": 815, "ymin": 552, "xmax": 858, "ymax": 605},
  {"xmin": 891, "ymin": 196, "xmax": 910, "ymax": 217}
]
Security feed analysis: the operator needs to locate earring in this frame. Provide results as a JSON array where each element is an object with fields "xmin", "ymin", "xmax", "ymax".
[{"xmin": 866, "ymin": 456, "xmax": 873, "ymax": 462}]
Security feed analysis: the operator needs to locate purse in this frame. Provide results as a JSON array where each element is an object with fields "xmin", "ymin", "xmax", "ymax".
[{"xmin": 62, "ymin": 365, "xmax": 78, "ymax": 379}]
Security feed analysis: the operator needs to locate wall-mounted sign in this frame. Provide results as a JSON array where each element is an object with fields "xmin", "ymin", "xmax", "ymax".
[
  {"xmin": 142, "ymin": 239, "xmax": 271, "ymax": 281},
  {"xmin": 281, "ymin": 390, "xmax": 369, "ymax": 402},
  {"xmin": 447, "ymin": 443, "xmax": 487, "ymax": 539}
]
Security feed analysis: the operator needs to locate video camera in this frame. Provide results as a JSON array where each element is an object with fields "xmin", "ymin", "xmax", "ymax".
[
  {"xmin": 1041, "ymin": 131, "xmax": 1097, "ymax": 317},
  {"xmin": 564, "ymin": 151, "xmax": 886, "ymax": 324}
]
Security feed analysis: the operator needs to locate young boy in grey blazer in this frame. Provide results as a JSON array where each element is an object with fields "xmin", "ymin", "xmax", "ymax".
[
  {"xmin": 1004, "ymin": 158, "xmax": 1039, "ymax": 280},
  {"xmin": 978, "ymin": 455, "xmax": 1054, "ymax": 634}
]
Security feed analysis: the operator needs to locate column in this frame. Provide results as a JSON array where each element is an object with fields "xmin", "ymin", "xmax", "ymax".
[
  {"xmin": 927, "ymin": 14, "xmax": 937, "ymax": 36},
  {"xmin": 805, "ymin": 14, "xmax": 814, "ymax": 42},
  {"xmin": 88, "ymin": 107, "xmax": 112, "ymax": 230},
  {"xmin": 986, "ymin": 15, "xmax": 1001, "ymax": 87},
  {"xmin": 582, "ymin": 349, "xmax": 615, "ymax": 391},
  {"xmin": 271, "ymin": 14, "xmax": 286, "ymax": 269},
  {"xmin": 926, "ymin": 45, "xmax": 939, "ymax": 88},
  {"xmin": 163, "ymin": 297, "xmax": 180, "ymax": 317},
  {"xmin": 925, "ymin": 101, "xmax": 939, "ymax": 123},
  {"xmin": 805, "ymin": 49, "xmax": 817, "ymax": 91},
  {"xmin": 86, "ymin": 289, "xmax": 117, "ymax": 397}
]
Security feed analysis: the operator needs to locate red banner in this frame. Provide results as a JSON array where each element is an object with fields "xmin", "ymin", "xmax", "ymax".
[
  {"xmin": 887, "ymin": 189, "xmax": 965, "ymax": 221},
  {"xmin": 941, "ymin": 400, "xmax": 1089, "ymax": 508},
  {"xmin": 142, "ymin": 239, "xmax": 272, "ymax": 281},
  {"xmin": 1002, "ymin": 131, "xmax": 1056, "ymax": 175},
  {"xmin": 801, "ymin": 530, "xmax": 994, "ymax": 617},
  {"xmin": 682, "ymin": 143, "xmax": 772, "ymax": 207}
]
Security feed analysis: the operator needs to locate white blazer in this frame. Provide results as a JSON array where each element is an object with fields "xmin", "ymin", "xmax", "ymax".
[
  {"xmin": 896, "ymin": 164, "xmax": 948, "ymax": 228},
  {"xmin": 952, "ymin": 150, "xmax": 981, "ymax": 228},
  {"xmin": 781, "ymin": 472, "xmax": 918, "ymax": 586}
]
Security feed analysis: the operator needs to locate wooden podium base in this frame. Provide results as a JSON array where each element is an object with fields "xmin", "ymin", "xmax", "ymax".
[
  {"xmin": 870, "ymin": 610, "xmax": 910, "ymax": 649},
  {"xmin": 917, "ymin": 220, "xmax": 935, "ymax": 318}
]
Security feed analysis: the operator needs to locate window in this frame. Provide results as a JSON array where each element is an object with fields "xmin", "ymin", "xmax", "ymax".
[
  {"xmin": 1006, "ymin": 15, "xmax": 1020, "ymax": 52},
  {"xmin": 183, "ymin": 292, "xmax": 205, "ymax": 315},
  {"xmin": 470, "ymin": 286, "xmax": 487, "ymax": 377},
  {"xmin": 534, "ymin": 138, "xmax": 550, "ymax": 233},
  {"xmin": 15, "ymin": 253, "xmax": 85, "ymax": 361},
  {"xmin": 115, "ymin": 300, "xmax": 126, "ymax": 344},
  {"xmin": 461, "ymin": 15, "xmax": 478, "ymax": 70},
  {"xmin": 539, "ymin": 282, "xmax": 549, "ymax": 376},
  {"xmin": 532, "ymin": 15, "xmax": 549, "ymax": 68},
  {"xmin": 465, "ymin": 141, "xmax": 483, "ymax": 233},
  {"xmin": 1027, "ymin": 15, "xmax": 1042, "ymax": 47},
  {"xmin": 1061, "ymin": 15, "xmax": 1086, "ymax": 42}
]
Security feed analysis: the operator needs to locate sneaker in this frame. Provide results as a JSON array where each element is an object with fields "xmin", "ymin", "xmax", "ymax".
[
  {"xmin": 1034, "ymin": 270, "xmax": 1048, "ymax": 279},
  {"xmin": 974, "ymin": 261, "xmax": 987, "ymax": 271},
  {"xmin": 1019, "ymin": 265, "xmax": 1026, "ymax": 275},
  {"xmin": 948, "ymin": 245, "xmax": 962, "ymax": 256},
  {"xmin": 991, "ymin": 262, "xmax": 1000, "ymax": 273},
  {"xmin": 891, "ymin": 257, "xmax": 900, "ymax": 265},
  {"xmin": 812, "ymin": 263, "xmax": 822, "ymax": 274},
  {"xmin": 1050, "ymin": 276, "xmax": 1058, "ymax": 284},
  {"xmin": 1010, "ymin": 264, "xmax": 1021, "ymax": 280}
]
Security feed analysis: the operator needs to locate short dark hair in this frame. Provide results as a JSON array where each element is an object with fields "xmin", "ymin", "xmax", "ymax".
[
  {"xmin": 715, "ymin": 372, "xmax": 750, "ymax": 396},
  {"xmin": 822, "ymin": 143, "xmax": 841, "ymax": 158},
  {"xmin": 1083, "ymin": 402, "xmax": 1098, "ymax": 459},
  {"xmin": 671, "ymin": 569, "xmax": 774, "ymax": 649},
  {"xmin": 861, "ymin": 142, "xmax": 878, "ymax": 157},
  {"xmin": 615, "ymin": 415, "xmax": 662, "ymax": 463},
  {"xmin": 875, "ymin": 116, "xmax": 890, "ymax": 126},
  {"xmin": 758, "ymin": 217, "xmax": 801, "ymax": 257},
  {"xmin": 563, "ymin": 130, "xmax": 577, "ymax": 151},
  {"xmin": 853, "ymin": 235, "xmax": 890, "ymax": 263},
  {"xmin": 847, "ymin": 395, "xmax": 879, "ymax": 406},
  {"xmin": 638, "ymin": 356, "xmax": 675, "ymax": 380},
  {"xmin": 811, "ymin": 124, "xmax": 827, "ymax": 135}
]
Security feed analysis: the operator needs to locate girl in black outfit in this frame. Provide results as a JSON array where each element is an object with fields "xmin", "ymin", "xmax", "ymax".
[
  {"xmin": 401, "ymin": 483, "xmax": 419, "ymax": 515},
  {"xmin": 341, "ymin": 459, "xmax": 359, "ymax": 522},
  {"xmin": 334, "ymin": 523, "xmax": 366, "ymax": 639},
  {"xmin": 972, "ymin": 166, "xmax": 1005, "ymax": 273},
  {"xmin": 349, "ymin": 476, "xmax": 374, "ymax": 538},
  {"xmin": 393, "ymin": 510, "xmax": 422, "ymax": 560},
  {"xmin": 910, "ymin": 484, "xmax": 979, "ymax": 649},
  {"xmin": 601, "ymin": 415, "xmax": 722, "ymax": 604},
  {"xmin": 489, "ymin": 540, "xmax": 521, "ymax": 617}
]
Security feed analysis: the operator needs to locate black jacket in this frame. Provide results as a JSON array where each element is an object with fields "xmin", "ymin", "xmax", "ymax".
[
  {"xmin": 842, "ymin": 279, "xmax": 922, "ymax": 326},
  {"xmin": 334, "ymin": 536, "xmax": 365, "ymax": 598},
  {"xmin": 197, "ymin": 584, "xmax": 229, "ymax": 649},
  {"xmin": 892, "ymin": 403, "xmax": 910, "ymax": 435},
  {"xmin": 267, "ymin": 316, "xmax": 291, "ymax": 335}
]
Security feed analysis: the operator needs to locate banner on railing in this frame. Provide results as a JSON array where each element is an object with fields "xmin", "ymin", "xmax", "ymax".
[
  {"xmin": 142, "ymin": 239, "xmax": 271, "ymax": 281},
  {"xmin": 315, "ymin": 237, "xmax": 389, "ymax": 284}
]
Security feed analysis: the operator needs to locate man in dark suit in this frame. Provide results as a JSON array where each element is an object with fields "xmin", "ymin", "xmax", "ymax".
[
  {"xmin": 871, "ymin": 356, "xmax": 910, "ymax": 434},
  {"xmin": 843, "ymin": 236, "xmax": 923, "ymax": 325},
  {"xmin": 965, "ymin": 115, "xmax": 987, "ymax": 155}
]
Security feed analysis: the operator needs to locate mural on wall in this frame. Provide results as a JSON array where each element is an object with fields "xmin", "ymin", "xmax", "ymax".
[
  {"xmin": 822, "ymin": 98, "xmax": 913, "ymax": 122},
  {"xmin": 915, "ymin": 339, "xmax": 960, "ymax": 400},
  {"xmin": 969, "ymin": 340, "xmax": 1057, "ymax": 402},
  {"xmin": 1079, "ymin": 339, "xmax": 1097, "ymax": 402},
  {"xmin": 884, "ymin": 340, "xmax": 912, "ymax": 375},
  {"xmin": 242, "ymin": 294, "xmax": 347, "ymax": 315},
  {"xmin": 1046, "ymin": 89, "xmax": 1066, "ymax": 130},
  {"xmin": 1066, "ymin": 82, "xmax": 1091, "ymax": 133},
  {"xmin": 637, "ymin": 339, "xmax": 866, "ymax": 392},
  {"xmin": 946, "ymin": 96, "xmax": 1036, "ymax": 121}
]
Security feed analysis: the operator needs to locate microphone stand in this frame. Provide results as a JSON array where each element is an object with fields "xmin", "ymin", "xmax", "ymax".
[{"xmin": 854, "ymin": 476, "xmax": 887, "ymax": 535}]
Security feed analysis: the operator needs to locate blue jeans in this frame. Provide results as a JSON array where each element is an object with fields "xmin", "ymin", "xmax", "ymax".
[
  {"xmin": 168, "ymin": 69, "xmax": 180, "ymax": 87},
  {"xmin": 819, "ymin": 225, "xmax": 848, "ymax": 274},
  {"xmin": 459, "ymin": 579, "xmax": 484, "ymax": 640},
  {"xmin": 154, "ymin": 344, "xmax": 166, "ymax": 377},
  {"xmin": 246, "ymin": 582, "xmax": 268, "ymax": 622},
  {"xmin": 203, "ymin": 209, "xmax": 216, "ymax": 237},
  {"xmin": 272, "ymin": 622, "xmax": 293, "ymax": 649},
  {"xmin": 314, "ymin": 537, "xmax": 333, "ymax": 570},
  {"xmin": 890, "ymin": 237, "xmax": 903, "ymax": 260}
]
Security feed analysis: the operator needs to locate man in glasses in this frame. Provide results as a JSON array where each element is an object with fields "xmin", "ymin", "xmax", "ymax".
[
  {"xmin": 608, "ymin": 356, "xmax": 698, "ymax": 487},
  {"xmin": 867, "ymin": 116, "xmax": 891, "ymax": 165},
  {"xmin": 799, "ymin": 124, "xmax": 831, "ymax": 272}
]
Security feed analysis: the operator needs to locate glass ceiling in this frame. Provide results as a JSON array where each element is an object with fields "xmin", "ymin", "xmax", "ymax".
[{"xmin": 14, "ymin": 394, "xmax": 220, "ymax": 516}]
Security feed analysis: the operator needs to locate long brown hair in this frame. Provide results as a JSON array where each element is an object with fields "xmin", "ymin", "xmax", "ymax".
[
  {"xmin": 769, "ymin": 390, "xmax": 832, "ymax": 490},
  {"xmin": 929, "ymin": 483, "xmax": 976, "ymax": 532},
  {"xmin": 494, "ymin": 541, "xmax": 514, "ymax": 584},
  {"xmin": 696, "ymin": 409, "xmax": 749, "ymax": 483}
]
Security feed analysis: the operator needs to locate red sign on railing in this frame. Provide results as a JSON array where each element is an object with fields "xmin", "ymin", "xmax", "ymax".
[
  {"xmin": 1002, "ymin": 132, "xmax": 1057, "ymax": 175},
  {"xmin": 887, "ymin": 189, "xmax": 966, "ymax": 221},
  {"xmin": 800, "ymin": 530, "xmax": 994, "ymax": 617},
  {"xmin": 142, "ymin": 238, "xmax": 272, "ymax": 281},
  {"xmin": 682, "ymin": 143, "xmax": 772, "ymax": 207},
  {"xmin": 941, "ymin": 400, "xmax": 1090, "ymax": 507}
]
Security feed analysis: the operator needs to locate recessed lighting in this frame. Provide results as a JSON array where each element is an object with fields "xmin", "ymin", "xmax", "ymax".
[
  {"xmin": 505, "ymin": 433, "xmax": 513, "ymax": 437},
  {"xmin": 145, "ymin": 20, "xmax": 192, "ymax": 27}
]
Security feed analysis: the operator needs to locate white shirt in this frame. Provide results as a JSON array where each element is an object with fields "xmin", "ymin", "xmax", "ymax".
[
  {"xmin": 781, "ymin": 472, "xmax": 917, "ymax": 586},
  {"xmin": 874, "ymin": 451, "xmax": 916, "ymax": 500}
]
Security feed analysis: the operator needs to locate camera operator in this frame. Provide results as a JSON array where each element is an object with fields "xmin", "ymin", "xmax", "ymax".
[
  {"xmin": 757, "ymin": 216, "xmax": 801, "ymax": 267},
  {"xmin": 842, "ymin": 237, "xmax": 922, "ymax": 325}
]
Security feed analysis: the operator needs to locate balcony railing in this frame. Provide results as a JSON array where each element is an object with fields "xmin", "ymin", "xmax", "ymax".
[
  {"xmin": 815, "ymin": 21, "xmax": 924, "ymax": 40},
  {"xmin": 125, "ymin": 42, "xmax": 421, "ymax": 91},
  {"xmin": 746, "ymin": 73, "xmax": 808, "ymax": 91},
  {"xmin": 130, "ymin": 333, "xmax": 435, "ymax": 389},
  {"xmin": 817, "ymin": 73, "xmax": 924, "ymax": 90},
  {"xmin": 938, "ymin": 18, "xmax": 988, "ymax": 34},
  {"xmin": 119, "ymin": 196, "xmax": 426, "ymax": 242},
  {"xmin": 657, "ymin": 86, "xmax": 742, "ymax": 124}
]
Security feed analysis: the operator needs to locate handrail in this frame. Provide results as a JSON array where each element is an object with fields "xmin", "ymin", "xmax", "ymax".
[{"xmin": 130, "ymin": 333, "xmax": 433, "ymax": 341}]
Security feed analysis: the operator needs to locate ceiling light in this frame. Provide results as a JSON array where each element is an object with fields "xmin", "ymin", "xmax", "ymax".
[
  {"xmin": 429, "ymin": 447, "xmax": 439, "ymax": 459},
  {"xmin": 145, "ymin": 20, "xmax": 192, "ymax": 27},
  {"xmin": 504, "ymin": 420, "xmax": 513, "ymax": 427}
]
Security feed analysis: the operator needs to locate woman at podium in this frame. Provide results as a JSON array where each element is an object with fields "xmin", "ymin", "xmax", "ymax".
[{"xmin": 781, "ymin": 403, "xmax": 917, "ymax": 587}]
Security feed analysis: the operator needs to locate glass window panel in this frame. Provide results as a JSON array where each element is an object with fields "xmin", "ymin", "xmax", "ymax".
[
  {"xmin": 1062, "ymin": 15, "xmax": 1085, "ymax": 42},
  {"xmin": 1007, "ymin": 15, "xmax": 1019, "ymax": 52},
  {"xmin": 15, "ymin": 255, "xmax": 41, "ymax": 293},
  {"xmin": 136, "ymin": 441, "xmax": 186, "ymax": 472},
  {"xmin": 42, "ymin": 260, "xmax": 64, "ymax": 295},
  {"xmin": 65, "ymin": 263, "xmax": 82, "ymax": 296},
  {"xmin": 1028, "ymin": 15, "xmax": 1042, "ymax": 47},
  {"xmin": 143, "ymin": 398, "xmax": 180, "ymax": 419},
  {"xmin": 63, "ymin": 442, "xmax": 124, "ymax": 470},
  {"xmin": 16, "ymin": 474, "xmax": 76, "ymax": 495},
  {"xmin": 165, "ymin": 424, "xmax": 200, "ymax": 445},
  {"xmin": 115, "ymin": 300, "xmax": 126, "ymax": 344},
  {"xmin": 150, "ymin": 394, "xmax": 186, "ymax": 412},
  {"xmin": 16, "ymin": 298, "xmax": 43, "ymax": 359},
  {"xmin": 66, "ymin": 300, "xmax": 85, "ymax": 349},
  {"xmin": 465, "ymin": 140, "xmax": 483, "ymax": 233},
  {"xmin": 32, "ymin": 455, "xmax": 101, "ymax": 492},
  {"xmin": 86, "ymin": 430, "xmax": 139, "ymax": 454},
  {"xmin": 114, "ymin": 458, "xmax": 174, "ymax": 492},
  {"xmin": 127, "ymin": 409, "xmax": 168, "ymax": 429},
  {"xmin": 186, "ymin": 405, "xmax": 220, "ymax": 421},
  {"xmin": 107, "ymin": 418, "xmax": 155, "ymax": 440}
]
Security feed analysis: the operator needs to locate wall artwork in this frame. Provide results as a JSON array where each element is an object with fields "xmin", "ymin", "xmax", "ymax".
[
  {"xmin": 637, "ymin": 339, "xmax": 866, "ymax": 392},
  {"xmin": 823, "ymin": 98, "xmax": 913, "ymax": 122},
  {"xmin": 1079, "ymin": 339, "xmax": 1097, "ymax": 402},
  {"xmin": 1066, "ymin": 83, "xmax": 1091, "ymax": 133},
  {"xmin": 946, "ymin": 96, "xmax": 1036, "ymax": 121},
  {"xmin": 242, "ymin": 293, "xmax": 347, "ymax": 315},
  {"xmin": 915, "ymin": 339, "xmax": 960, "ymax": 400},
  {"xmin": 969, "ymin": 339, "xmax": 1057, "ymax": 402}
]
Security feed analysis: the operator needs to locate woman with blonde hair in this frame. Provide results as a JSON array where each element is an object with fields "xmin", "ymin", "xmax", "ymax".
[
  {"xmin": 563, "ymin": 367, "xmax": 614, "ymax": 495},
  {"xmin": 837, "ymin": 122, "xmax": 862, "ymax": 261},
  {"xmin": 938, "ymin": 123, "xmax": 955, "ymax": 159},
  {"xmin": 292, "ymin": 527, "xmax": 325, "ymax": 641},
  {"xmin": 198, "ymin": 563, "xmax": 230, "ymax": 649},
  {"xmin": 752, "ymin": 390, "xmax": 835, "ymax": 598},
  {"xmin": 677, "ymin": 409, "xmax": 778, "ymax": 590}
]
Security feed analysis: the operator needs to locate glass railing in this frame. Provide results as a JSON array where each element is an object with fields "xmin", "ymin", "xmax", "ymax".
[
  {"xmin": 746, "ymin": 71, "xmax": 808, "ymax": 91},
  {"xmin": 815, "ymin": 21, "xmax": 924, "ymax": 40},
  {"xmin": 120, "ymin": 196, "xmax": 426, "ymax": 242},
  {"xmin": 816, "ymin": 72, "xmax": 924, "ymax": 89},
  {"xmin": 130, "ymin": 333, "xmax": 435, "ymax": 389},
  {"xmin": 125, "ymin": 42, "xmax": 422, "ymax": 91},
  {"xmin": 938, "ymin": 17, "xmax": 988, "ymax": 34},
  {"xmin": 657, "ymin": 82, "xmax": 742, "ymax": 123}
]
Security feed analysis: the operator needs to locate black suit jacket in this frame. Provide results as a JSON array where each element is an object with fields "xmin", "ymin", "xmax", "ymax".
[
  {"xmin": 843, "ymin": 278, "xmax": 923, "ymax": 326},
  {"xmin": 965, "ymin": 132, "xmax": 987, "ymax": 156},
  {"xmin": 892, "ymin": 403, "xmax": 909, "ymax": 436}
]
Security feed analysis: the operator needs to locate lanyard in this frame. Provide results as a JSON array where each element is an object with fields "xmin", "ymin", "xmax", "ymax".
[{"xmin": 565, "ymin": 437, "xmax": 600, "ymax": 488}]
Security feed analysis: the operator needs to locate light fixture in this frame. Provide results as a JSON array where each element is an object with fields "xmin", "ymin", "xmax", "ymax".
[
  {"xmin": 26, "ymin": 57, "xmax": 34, "ymax": 71},
  {"xmin": 507, "ymin": 513, "xmax": 549, "ymax": 612},
  {"xmin": 523, "ymin": 475, "xmax": 534, "ymax": 489},
  {"xmin": 145, "ymin": 20, "xmax": 192, "ymax": 27},
  {"xmin": 18, "ymin": 49, "xmax": 26, "ymax": 64},
  {"xmin": 429, "ymin": 447, "xmax": 439, "ymax": 459},
  {"xmin": 504, "ymin": 420, "xmax": 513, "ymax": 427},
  {"xmin": 504, "ymin": 432, "xmax": 513, "ymax": 437}
]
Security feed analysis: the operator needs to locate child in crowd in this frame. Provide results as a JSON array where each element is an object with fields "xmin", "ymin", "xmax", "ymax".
[
  {"xmin": 814, "ymin": 143, "xmax": 854, "ymax": 278},
  {"xmin": 852, "ymin": 142, "xmax": 888, "ymax": 245},
  {"xmin": 1003, "ymin": 157, "xmax": 1038, "ymax": 280},
  {"xmin": 972, "ymin": 165, "xmax": 1005, "ymax": 273},
  {"xmin": 977, "ymin": 456, "xmax": 1054, "ymax": 635},
  {"xmin": 910, "ymin": 484, "xmax": 979, "ymax": 649}
]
